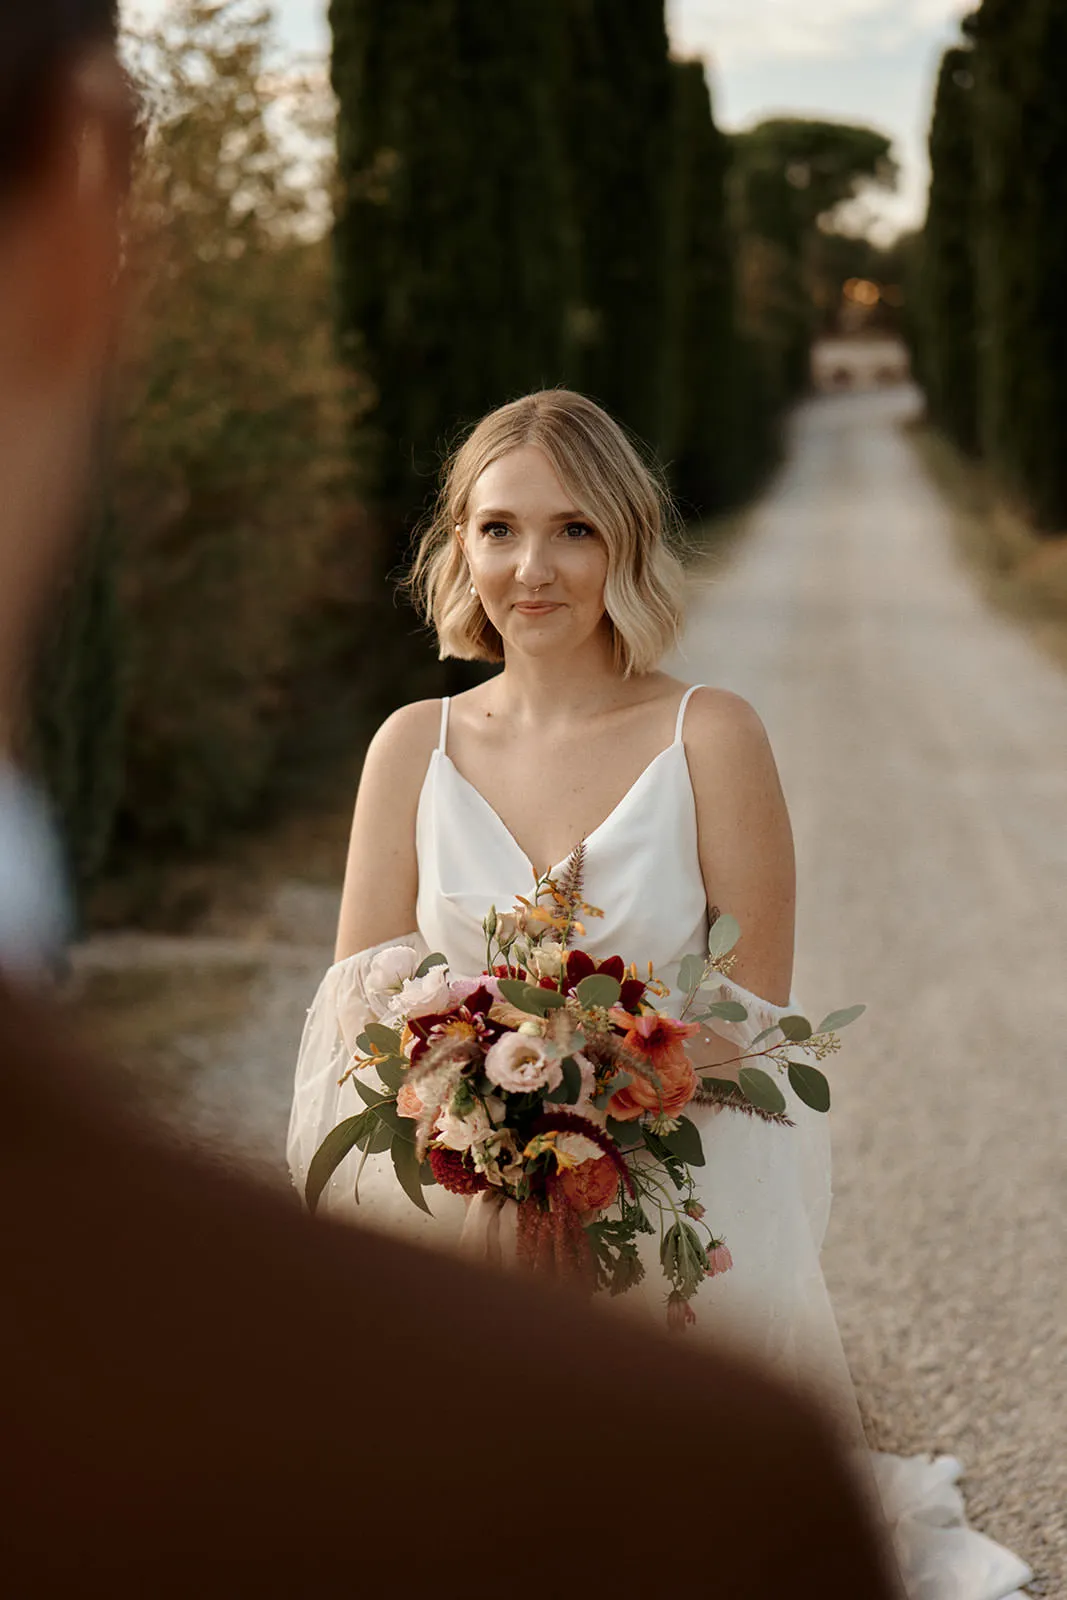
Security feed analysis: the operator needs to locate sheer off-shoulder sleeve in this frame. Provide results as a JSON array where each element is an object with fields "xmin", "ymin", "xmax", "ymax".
[
  {"xmin": 286, "ymin": 932, "xmax": 430, "ymax": 1212},
  {"xmin": 698, "ymin": 972, "xmax": 833, "ymax": 1260}
]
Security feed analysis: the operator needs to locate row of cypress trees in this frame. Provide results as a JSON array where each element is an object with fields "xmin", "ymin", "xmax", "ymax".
[
  {"xmin": 329, "ymin": 0, "xmax": 778, "ymax": 566},
  {"xmin": 915, "ymin": 0, "xmax": 1067, "ymax": 533}
]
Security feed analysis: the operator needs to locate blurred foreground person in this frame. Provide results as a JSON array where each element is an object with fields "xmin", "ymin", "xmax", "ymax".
[{"xmin": 0, "ymin": 5, "xmax": 902, "ymax": 1596}]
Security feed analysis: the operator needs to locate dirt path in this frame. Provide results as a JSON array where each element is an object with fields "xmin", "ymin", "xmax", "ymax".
[
  {"xmin": 75, "ymin": 383, "xmax": 1064, "ymax": 1591},
  {"xmin": 669, "ymin": 386, "xmax": 1065, "ymax": 1593}
]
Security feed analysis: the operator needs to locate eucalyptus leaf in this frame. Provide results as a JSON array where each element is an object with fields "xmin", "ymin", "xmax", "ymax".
[
  {"xmin": 360, "ymin": 1023, "xmax": 403, "ymax": 1055},
  {"xmin": 574, "ymin": 973, "xmax": 621, "ymax": 1009},
  {"xmin": 706, "ymin": 913, "xmax": 741, "ymax": 959},
  {"xmin": 374, "ymin": 1059, "xmax": 407, "ymax": 1093},
  {"xmin": 414, "ymin": 951, "xmax": 448, "ymax": 979},
  {"xmin": 748, "ymin": 1024, "xmax": 782, "ymax": 1049},
  {"xmin": 497, "ymin": 979, "xmax": 550, "ymax": 1015},
  {"xmin": 560, "ymin": 1055, "xmax": 583, "ymax": 1104},
  {"xmin": 816, "ymin": 1004, "xmax": 866, "ymax": 1033},
  {"xmin": 700, "ymin": 1076, "xmax": 744, "ymax": 1099},
  {"xmin": 361, "ymin": 1116, "xmax": 394, "ymax": 1155},
  {"xmin": 419, "ymin": 1160, "xmax": 438, "ymax": 1186},
  {"xmin": 661, "ymin": 1115, "xmax": 706, "ymax": 1167},
  {"xmin": 536, "ymin": 986, "xmax": 567, "ymax": 1009},
  {"xmin": 738, "ymin": 1066, "xmax": 787, "ymax": 1115},
  {"xmin": 702, "ymin": 999, "xmax": 749, "ymax": 1022},
  {"xmin": 677, "ymin": 953, "xmax": 705, "ymax": 995},
  {"xmin": 606, "ymin": 1116, "xmax": 643, "ymax": 1151},
  {"xmin": 545, "ymin": 1055, "xmax": 584, "ymax": 1104},
  {"xmin": 391, "ymin": 1134, "xmax": 433, "ymax": 1215},
  {"xmin": 372, "ymin": 1100, "xmax": 413, "ymax": 1142},
  {"xmin": 305, "ymin": 1113, "xmax": 371, "ymax": 1214},
  {"xmin": 787, "ymin": 1061, "xmax": 831, "ymax": 1113},
  {"xmin": 352, "ymin": 1078, "xmax": 391, "ymax": 1109},
  {"xmin": 778, "ymin": 1014, "xmax": 813, "ymax": 1043}
]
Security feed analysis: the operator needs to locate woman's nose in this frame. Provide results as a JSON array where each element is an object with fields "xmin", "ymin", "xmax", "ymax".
[{"xmin": 516, "ymin": 542, "xmax": 555, "ymax": 587}]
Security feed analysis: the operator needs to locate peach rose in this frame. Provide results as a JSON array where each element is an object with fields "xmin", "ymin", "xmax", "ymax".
[
  {"xmin": 396, "ymin": 1081, "xmax": 424, "ymax": 1120},
  {"xmin": 607, "ymin": 1013, "xmax": 699, "ymax": 1123}
]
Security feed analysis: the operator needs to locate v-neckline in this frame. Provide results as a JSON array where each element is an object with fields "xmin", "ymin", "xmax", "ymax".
[{"xmin": 435, "ymin": 743, "xmax": 681, "ymax": 878}]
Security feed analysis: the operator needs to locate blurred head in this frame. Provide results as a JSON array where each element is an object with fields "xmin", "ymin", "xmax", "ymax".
[
  {"xmin": 408, "ymin": 390, "xmax": 688, "ymax": 678},
  {"xmin": 0, "ymin": 2, "xmax": 131, "ymax": 750}
]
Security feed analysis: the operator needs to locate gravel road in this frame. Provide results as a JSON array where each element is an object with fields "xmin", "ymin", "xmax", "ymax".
[
  {"xmin": 85, "ymin": 385, "xmax": 1064, "ymax": 1592},
  {"xmin": 669, "ymin": 386, "xmax": 1065, "ymax": 1593}
]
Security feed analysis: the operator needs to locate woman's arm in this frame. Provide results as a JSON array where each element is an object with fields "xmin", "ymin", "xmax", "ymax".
[
  {"xmin": 683, "ymin": 689, "xmax": 797, "ymax": 1078},
  {"xmin": 334, "ymin": 699, "xmax": 440, "ymax": 963}
]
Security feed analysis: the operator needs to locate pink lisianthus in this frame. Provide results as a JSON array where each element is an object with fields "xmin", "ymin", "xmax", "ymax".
[
  {"xmin": 484, "ymin": 1032, "xmax": 563, "ymax": 1095},
  {"xmin": 391, "ymin": 965, "xmax": 453, "ymax": 1021},
  {"xmin": 606, "ymin": 1011, "xmax": 700, "ymax": 1123},
  {"xmin": 449, "ymin": 974, "xmax": 502, "ymax": 1007}
]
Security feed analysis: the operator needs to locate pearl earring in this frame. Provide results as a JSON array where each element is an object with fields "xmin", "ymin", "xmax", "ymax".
[{"xmin": 469, "ymin": 584, "xmax": 478, "ymax": 598}]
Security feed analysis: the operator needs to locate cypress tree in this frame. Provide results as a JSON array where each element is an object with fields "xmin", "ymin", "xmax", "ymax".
[
  {"xmin": 330, "ymin": 0, "xmax": 578, "ymax": 557},
  {"xmin": 919, "ymin": 47, "xmax": 979, "ymax": 455},
  {"xmin": 661, "ymin": 61, "xmax": 761, "ymax": 516},
  {"xmin": 1012, "ymin": 0, "xmax": 1067, "ymax": 530},
  {"xmin": 561, "ymin": 0, "xmax": 674, "ymax": 452},
  {"xmin": 967, "ymin": 1, "xmax": 1036, "ymax": 512}
]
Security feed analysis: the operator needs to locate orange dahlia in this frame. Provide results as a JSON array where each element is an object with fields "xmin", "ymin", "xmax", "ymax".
[
  {"xmin": 557, "ymin": 1153, "xmax": 620, "ymax": 1218},
  {"xmin": 606, "ymin": 1012, "xmax": 700, "ymax": 1122}
]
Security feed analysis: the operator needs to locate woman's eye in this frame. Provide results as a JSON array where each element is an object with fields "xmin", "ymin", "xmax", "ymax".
[
  {"xmin": 564, "ymin": 521, "xmax": 595, "ymax": 539},
  {"xmin": 481, "ymin": 522, "xmax": 512, "ymax": 539}
]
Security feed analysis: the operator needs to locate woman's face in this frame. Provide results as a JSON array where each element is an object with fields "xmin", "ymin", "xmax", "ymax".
[{"xmin": 460, "ymin": 445, "xmax": 611, "ymax": 661}]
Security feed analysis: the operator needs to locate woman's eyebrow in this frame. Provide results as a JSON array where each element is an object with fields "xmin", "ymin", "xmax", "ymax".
[{"xmin": 473, "ymin": 507, "xmax": 587, "ymax": 522}]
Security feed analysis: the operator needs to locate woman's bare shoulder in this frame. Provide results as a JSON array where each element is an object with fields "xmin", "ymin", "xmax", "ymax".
[
  {"xmin": 361, "ymin": 697, "xmax": 443, "ymax": 781},
  {"xmin": 685, "ymin": 686, "xmax": 772, "ymax": 754},
  {"xmin": 683, "ymin": 685, "xmax": 786, "ymax": 822}
]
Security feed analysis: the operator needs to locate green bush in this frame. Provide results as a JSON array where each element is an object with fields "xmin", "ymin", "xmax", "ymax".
[
  {"xmin": 111, "ymin": 0, "xmax": 359, "ymax": 849},
  {"xmin": 30, "ymin": 503, "xmax": 126, "ymax": 918}
]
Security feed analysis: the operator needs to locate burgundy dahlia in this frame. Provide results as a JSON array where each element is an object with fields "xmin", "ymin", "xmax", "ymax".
[
  {"xmin": 562, "ymin": 949, "xmax": 646, "ymax": 1010},
  {"xmin": 427, "ymin": 1147, "xmax": 489, "ymax": 1196}
]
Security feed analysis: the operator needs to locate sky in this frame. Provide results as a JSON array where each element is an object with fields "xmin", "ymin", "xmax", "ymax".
[{"xmin": 124, "ymin": 0, "xmax": 974, "ymax": 239}]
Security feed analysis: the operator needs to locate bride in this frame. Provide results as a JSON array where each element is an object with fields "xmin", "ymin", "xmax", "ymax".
[{"xmin": 288, "ymin": 388, "xmax": 1032, "ymax": 1600}]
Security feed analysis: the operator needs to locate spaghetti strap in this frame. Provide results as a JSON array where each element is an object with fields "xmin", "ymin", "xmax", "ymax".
[
  {"xmin": 438, "ymin": 696, "xmax": 451, "ymax": 754},
  {"xmin": 673, "ymin": 684, "xmax": 705, "ymax": 745}
]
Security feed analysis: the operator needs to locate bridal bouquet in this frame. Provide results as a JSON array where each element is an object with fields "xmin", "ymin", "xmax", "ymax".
[{"xmin": 306, "ymin": 846, "xmax": 862, "ymax": 1330}]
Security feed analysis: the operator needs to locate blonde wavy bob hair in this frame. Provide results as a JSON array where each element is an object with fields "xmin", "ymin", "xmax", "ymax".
[{"xmin": 405, "ymin": 389, "xmax": 689, "ymax": 677}]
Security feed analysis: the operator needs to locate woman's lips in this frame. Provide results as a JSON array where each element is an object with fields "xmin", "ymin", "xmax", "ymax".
[{"xmin": 514, "ymin": 601, "xmax": 561, "ymax": 613}]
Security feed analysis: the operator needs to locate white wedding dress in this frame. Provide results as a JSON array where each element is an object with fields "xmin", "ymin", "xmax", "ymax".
[{"xmin": 288, "ymin": 685, "xmax": 1032, "ymax": 1600}]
